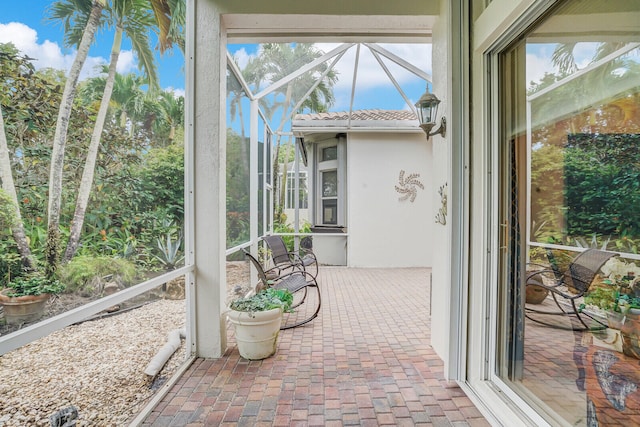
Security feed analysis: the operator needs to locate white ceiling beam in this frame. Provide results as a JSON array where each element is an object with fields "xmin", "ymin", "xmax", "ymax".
[{"xmin": 223, "ymin": 14, "xmax": 434, "ymax": 42}]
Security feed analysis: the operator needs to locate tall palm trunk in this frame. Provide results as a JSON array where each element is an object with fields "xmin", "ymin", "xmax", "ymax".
[
  {"xmin": 64, "ymin": 25, "xmax": 123, "ymax": 262},
  {"xmin": 237, "ymin": 102, "xmax": 250, "ymax": 178},
  {"xmin": 275, "ymin": 83, "xmax": 294, "ymax": 217},
  {"xmin": 46, "ymin": 0, "xmax": 104, "ymax": 278},
  {"xmin": 0, "ymin": 106, "xmax": 35, "ymax": 271}
]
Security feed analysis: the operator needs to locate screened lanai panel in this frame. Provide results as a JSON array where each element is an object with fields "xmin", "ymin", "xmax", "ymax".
[
  {"xmin": 258, "ymin": 116, "xmax": 270, "ymax": 238},
  {"xmin": 226, "ymin": 68, "xmax": 251, "ymax": 248}
]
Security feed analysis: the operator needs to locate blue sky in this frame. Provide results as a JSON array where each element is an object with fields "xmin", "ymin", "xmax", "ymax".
[
  {"xmin": 0, "ymin": 1, "xmax": 435, "ymax": 115},
  {"xmin": 1, "ymin": 0, "xmax": 186, "ymax": 95},
  {"xmin": 1, "ymin": 1, "xmax": 614, "ymax": 114}
]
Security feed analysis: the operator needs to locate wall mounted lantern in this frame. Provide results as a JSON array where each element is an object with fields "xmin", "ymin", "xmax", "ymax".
[{"xmin": 415, "ymin": 88, "xmax": 446, "ymax": 140}]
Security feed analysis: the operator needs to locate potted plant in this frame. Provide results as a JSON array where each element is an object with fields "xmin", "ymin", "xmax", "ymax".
[
  {"xmin": 227, "ymin": 288, "xmax": 293, "ymax": 360},
  {"xmin": 582, "ymin": 258, "xmax": 639, "ymax": 324},
  {"xmin": 0, "ymin": 275, "xmax": 64, "ymax": 325},
  {"xmin": 581, "ymin": 258, "xmax": 640, "ymax": 359}
]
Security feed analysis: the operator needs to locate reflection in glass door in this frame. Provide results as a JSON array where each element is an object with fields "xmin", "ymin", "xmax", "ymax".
[{"xmin": 497, "ymin": 1, "xmax": 640, "ymax": 425}]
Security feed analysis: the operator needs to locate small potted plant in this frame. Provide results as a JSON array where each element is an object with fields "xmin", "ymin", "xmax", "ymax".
[
  {"xmin": 227, "ymin": 288, "xmax": 293, "ymax": 360},
  {"xmin": 0, "ymin": 275, "xmax": 65, "ymax": 325}
]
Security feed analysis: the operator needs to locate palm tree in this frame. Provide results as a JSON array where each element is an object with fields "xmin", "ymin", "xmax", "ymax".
[
  {"xmin": 45, "ymin": 0, "xmax": 106, "ymax": 278},
  {"xmin": 81, "ymin": 67, "xmax": 148, "ymax": 133},
  {"xmin": 64, "ymin": 0, "xmax": 159, "ymax": 262},
  {"xmin": 255, "ymin": 43, "xmax": 338, "ymax": 216},
  {"xmin": 227, "ymin": 58, "xmax": 253, "ymax": 178},
  {"xmin": 0, "ymin": 45, "xmax": 42, "ymax": 271},
  {"xmin": 0, "ymin": 105, "xmax": 35, "ymax": 271},
  {"xmin": 155, "ymin": 90, "xmax": 184, "ymax": 145},
  {"xmin": 149, "ymin": 0, "xmax": 185, "ymax": 54}
]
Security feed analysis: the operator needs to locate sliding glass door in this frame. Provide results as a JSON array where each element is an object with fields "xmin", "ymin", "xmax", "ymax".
[{"xmin": 496, "ymin": 1, "xmax": 640, "ymax": 425}]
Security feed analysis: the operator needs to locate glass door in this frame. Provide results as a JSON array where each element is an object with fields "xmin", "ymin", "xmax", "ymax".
[{"xmin": 496, "ymin": 1, "xmax": 640, "ymax": 425}]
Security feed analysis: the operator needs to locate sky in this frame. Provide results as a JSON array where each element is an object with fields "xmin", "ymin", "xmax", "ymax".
[
  {"xmin": 1, "ymin": 1, "xmax": 610, "ymax": 129},
  {"xmin": 0, "ymin": 0, "xmax": 434, "ymax": 117},
  {"xmin": 1, "ymin": 0, "xmax": 186, "ymax": 96}
]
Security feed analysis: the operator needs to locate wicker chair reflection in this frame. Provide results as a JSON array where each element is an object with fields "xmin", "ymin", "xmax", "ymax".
[
  {"xmin": 262, "ymin": 234, "xmax": 318, "ymax": 279},
  {"xmin": 243, "ymin": 249, "xmax": 321, "ymax": 329},
  {"xmin": 526, "ymin": 248, "xmax": 618, "ymax": 331}
]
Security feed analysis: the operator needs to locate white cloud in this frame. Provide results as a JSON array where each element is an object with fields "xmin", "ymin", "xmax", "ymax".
[
  {"xmin": 526, "ymin": 42, "xmax": 604, "ymax": 89},
  {"xmin": 315, "ymin": 43, "xmax": 430, "ymax": 92},
  {"xmin": 0, "ymin": 22, "xmax": 110, "ymax": 81},
  {"xmin": 116, "ymin": 50, "xmax": 136, "ymax": 74},
  {"xmin": 302, "ymin": 43, "xmax": 431, "ymax": 110},
  {"xmin": 526, "ymin": 50, "xmax": 555, "ymax": 88},
  {"xmin": 231, "ymin": 48, "xmax": 254, "ymax": 70},
  {"xmin": 572, "ymin": 42, "xmax": 599, "ymax": 68},
  {"xmin": 165, "ymin": 87, "xmax": 185, "ymax": 98}
]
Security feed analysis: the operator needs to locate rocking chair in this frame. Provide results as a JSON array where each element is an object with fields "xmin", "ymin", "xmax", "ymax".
[
  {"xmin": 262, "ymin": 235, "xmax": 318, "ymax": 279},
  {"xmin": 525, "ymin": 248, "xmax": 618, "ymax": 331},
  {"xmin": 243, "ymin": 249, "xmax": 321, "ymax": 329}
]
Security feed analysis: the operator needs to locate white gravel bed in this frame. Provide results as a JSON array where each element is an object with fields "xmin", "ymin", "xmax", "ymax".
[{"xmin": 0, "ymin": 299, "xmax": 187, "ymax": 426}]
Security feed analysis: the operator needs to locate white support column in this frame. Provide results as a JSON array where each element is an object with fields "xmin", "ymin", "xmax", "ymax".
[
  {"xmin": 192, "ymin": 0, "xmax": 226, "ymax": 357},
  {"xmin": 294, "ymin": 138, "xmax": 300, "ymax": 252},
  {"xmin": 263, "ymin": 125, "xmax": 269, "ymax": 235},
  {"xmin": 184, "ymin": 0, "xmax": 196, "ymax": 357},
  {"xmin": 250, "ymin": 99, "xmax": 259, "ymax": 252}
]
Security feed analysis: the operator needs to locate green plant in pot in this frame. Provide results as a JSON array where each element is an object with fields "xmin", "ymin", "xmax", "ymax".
[
  {"xmin": 0, "ymin": 275, "xmax": 65, "ymax": 325},
  {"xmin": 227, "ymin": 288, "xmax": 293, "ymax": 360}
]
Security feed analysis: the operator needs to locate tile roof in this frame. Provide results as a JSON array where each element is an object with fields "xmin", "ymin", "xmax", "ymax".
[{"xmin": 294, "ymin": 109, "xmax": 417, "ymax": 122}]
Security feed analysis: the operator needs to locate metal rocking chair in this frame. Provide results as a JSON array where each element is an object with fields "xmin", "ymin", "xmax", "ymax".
[
  {"xmin": 243, "ymin": 249, "xmax": 321, "ymax": 329},
  {"xmin": 262, "ymin": 235, "xmax": 318, "ymax": 279},
  {"xmin": 525, "ymin": 248, "xmax": 618, "ymax": 331}
]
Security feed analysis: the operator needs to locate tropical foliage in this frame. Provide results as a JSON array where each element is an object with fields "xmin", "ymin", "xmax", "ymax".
[
  {"xmin": 0, "ymin": 0, "xmax": 193, "ymax": 289},
  {"xmin": 528, "ymin": 41, "xmax": 640, "ymax": 253},
  {"xmin": 3, "ymin": 275, "xmax": 64, "ymax": 297}
]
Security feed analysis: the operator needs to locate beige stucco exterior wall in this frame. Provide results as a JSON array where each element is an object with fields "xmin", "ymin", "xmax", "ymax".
[
  {"xmin": 428, "ymin": 0, "xmax": 452, "ymax": 371},
  {"xmin": 347, "ymin": 132, "xmax": 433, "ymax": 268}
]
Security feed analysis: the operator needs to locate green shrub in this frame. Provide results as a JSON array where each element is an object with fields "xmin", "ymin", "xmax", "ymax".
[
  {"xmin": 4, "ymin": 275, "xmax": 64, "ymax": 297},
  {"xmin": 58, "ymin": 256, "xmax": 137, "ymax": 293},
  {"xmin": 0, "ymin": 189, "xmax": 17, "ymax": 231},
  {"xmin": 273, "ymin": 220, "xmax": 312, "ymax": 252}
]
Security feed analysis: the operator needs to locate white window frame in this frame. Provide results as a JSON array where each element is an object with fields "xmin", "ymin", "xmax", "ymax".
[
  {"xmin": 285, "ymin": 170, "xmax": 308, "ymax": 210},
  {"xmin": 465, "ymin": 0, "xmax": 563, "ymax": 426},
  {"xmin": 314, "ymin": 138, "xmax": 346, "ymax": 227}
]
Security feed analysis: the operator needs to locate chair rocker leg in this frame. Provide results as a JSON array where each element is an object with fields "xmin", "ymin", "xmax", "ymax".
[
  {"xmin": 290, "ymin": 287, "xmax": 308, "ymax": 309},
  {"xmin": 525, "ymin": 306, "xmax": 607, "ymax": 332},
  {"xmin": 280, "ymin": 285, "xmax": 321, "ymax": 330}
]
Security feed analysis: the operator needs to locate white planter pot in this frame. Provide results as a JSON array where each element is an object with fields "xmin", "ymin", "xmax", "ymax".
[{"xmin": 227, "ymin": 307, "xmax": 283, "ymax": 360}]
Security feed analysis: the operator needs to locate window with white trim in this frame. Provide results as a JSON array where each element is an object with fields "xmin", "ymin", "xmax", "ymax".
[
  {"xmin": 315, "ymin": 138, "xmax": 345, "ymax": 227},
  {"xmin": 285, "ymin": 171, "xmax": 308, "ymax": 210}
]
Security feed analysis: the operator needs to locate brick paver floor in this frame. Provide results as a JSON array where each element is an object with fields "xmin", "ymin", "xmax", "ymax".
[{"xmin": 138, "ymin": 267, "xmax": 490, "ymax": 426}]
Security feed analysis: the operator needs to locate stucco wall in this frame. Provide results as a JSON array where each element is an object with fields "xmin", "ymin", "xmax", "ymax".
[
  {"xmin": 428, "ymin": 0, "xmax": 451, "ymax": 371},
  {"xmin": 347, "ymin": 133, "xmax": 433, "ymax": 268}
]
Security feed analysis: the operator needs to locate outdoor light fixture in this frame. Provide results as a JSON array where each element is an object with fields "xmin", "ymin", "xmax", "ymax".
[{"xmin": 415, "ymin": 88, "xmax": 446, "ymax": 140}]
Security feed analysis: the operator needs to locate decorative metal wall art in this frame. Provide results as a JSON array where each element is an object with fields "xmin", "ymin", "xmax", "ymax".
[
  {"xmin": 435, "ymin": 183, "xmax": 447, "ymax": 225},
  {"xmin": 395, "ymin": 170, "xmax": 424, "ymax": 203}
]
